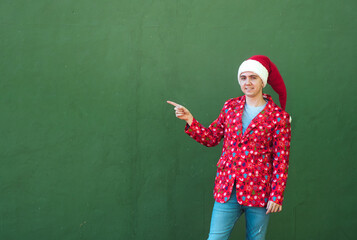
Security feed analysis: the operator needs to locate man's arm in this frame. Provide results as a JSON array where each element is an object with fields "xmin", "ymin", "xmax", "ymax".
[
  {"xmin": 268, "ymin": 112, "xmax": 292, "ymax": 207},
  {"xmin": 184, "ymin": 101, "xmax": 228, "ymax": 147}
]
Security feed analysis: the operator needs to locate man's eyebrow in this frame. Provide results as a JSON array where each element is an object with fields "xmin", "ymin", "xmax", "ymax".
[{"xmin": 241, "ymin": 74, "xmax": 258, "ymax": 77}]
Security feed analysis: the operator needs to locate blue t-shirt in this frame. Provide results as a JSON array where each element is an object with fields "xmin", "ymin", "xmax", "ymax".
[{"xmin": 242, "ymin": 101, "xmax": 267, "ymax": 134}]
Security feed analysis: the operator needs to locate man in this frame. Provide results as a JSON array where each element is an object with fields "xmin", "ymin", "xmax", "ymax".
[{"xmin": 167, "ymin": 55, "xmax": 291, "ymax": 240}]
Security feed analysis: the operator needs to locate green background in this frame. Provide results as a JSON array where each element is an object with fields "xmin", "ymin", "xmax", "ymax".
[{"xmin": 1, "ymin": 0, "xmax": 356, "ymax": 239}]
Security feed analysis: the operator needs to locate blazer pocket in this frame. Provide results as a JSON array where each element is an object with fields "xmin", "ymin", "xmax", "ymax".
[{"xmin": 253, "ymin": 156, "xmax": 270, "ymax": 174}]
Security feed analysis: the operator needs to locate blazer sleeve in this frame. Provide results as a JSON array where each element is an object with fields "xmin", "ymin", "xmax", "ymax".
[
  {"xmin": 269, "ymin": 113, "xmax": 292, "ymax": 206},
  {"xmin": 184, "ymin": 101, "xmax": 228, "ymax": 147}
]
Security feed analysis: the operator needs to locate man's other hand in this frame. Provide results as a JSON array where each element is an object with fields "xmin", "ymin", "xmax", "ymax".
[{"xmin": 266, "ymin": 201, "xmax": 282, "ymax": 214}]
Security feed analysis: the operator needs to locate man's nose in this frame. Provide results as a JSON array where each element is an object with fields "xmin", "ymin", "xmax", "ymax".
[{"xmin": 245, "ymin": 78, "xmax": 252, "ymax": 84}]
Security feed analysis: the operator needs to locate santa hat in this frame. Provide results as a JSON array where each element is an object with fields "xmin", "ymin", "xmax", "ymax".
[{"xmin": 237, "ymin": 55, "xmax": 287, "ymax": 111}]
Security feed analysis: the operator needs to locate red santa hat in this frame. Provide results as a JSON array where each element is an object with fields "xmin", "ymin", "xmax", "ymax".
[{"xmin": 237, "ymin": 55, "xmax": 287, "ymax": 111}]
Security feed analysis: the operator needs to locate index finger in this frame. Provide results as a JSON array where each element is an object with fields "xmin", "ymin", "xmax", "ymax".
[
  {"xmin": 166, "ymin": 100, "xmax": 181, "ymax": 107},
  {"xmin": 266, "ymin": 202, "xmax": 272, "ymax": 214}
]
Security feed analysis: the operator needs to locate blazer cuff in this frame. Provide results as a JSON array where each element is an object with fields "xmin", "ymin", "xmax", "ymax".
[
  {"xmin": 184, "ymin": 117, "xmax": 200, "ymax": 135},
  {"xmin": 269, "ymin": 191, "xmax": 284, "ymax": 206}
]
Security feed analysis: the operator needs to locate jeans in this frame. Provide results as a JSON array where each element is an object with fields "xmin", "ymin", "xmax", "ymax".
[{"xmin": 207, "ymin": 186, "xmax": 270, "ymax": 240}]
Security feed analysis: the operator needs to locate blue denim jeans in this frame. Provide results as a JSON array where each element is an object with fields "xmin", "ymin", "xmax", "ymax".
[{"xmin": 207, "ymin": 186, "xmax": 270, "ymax": 240}]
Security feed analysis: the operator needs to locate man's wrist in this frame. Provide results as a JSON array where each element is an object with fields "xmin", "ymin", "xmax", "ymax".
[{"xmin": 186, "ymin": 116, "xmax": 193, "ymax": 126}]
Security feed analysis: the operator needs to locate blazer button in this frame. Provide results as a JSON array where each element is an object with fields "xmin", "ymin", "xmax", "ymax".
[{"xmin": 238, "ymin": 143, "xmax": 242, "ymax": 147}]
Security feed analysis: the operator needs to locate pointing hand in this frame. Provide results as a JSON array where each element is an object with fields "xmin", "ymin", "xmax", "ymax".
[{"xmin": 167, "ymin": 101, "xmax": 193, "ymax": 125}]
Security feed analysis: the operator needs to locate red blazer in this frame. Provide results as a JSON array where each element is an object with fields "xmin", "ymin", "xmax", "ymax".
[{"xmin": 185, "ymin": 94, "xmax": 291, "ymax": 207}]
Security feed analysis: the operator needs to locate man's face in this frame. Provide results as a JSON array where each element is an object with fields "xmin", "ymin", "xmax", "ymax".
[{"xmin": 239, "ymin": 71, "xmax": 264, "ymax": 98}]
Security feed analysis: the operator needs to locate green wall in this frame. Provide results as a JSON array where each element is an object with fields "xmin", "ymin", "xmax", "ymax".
[{"xmin": 1, "ymin": 0, "xmax": 356, "ymax": 239}]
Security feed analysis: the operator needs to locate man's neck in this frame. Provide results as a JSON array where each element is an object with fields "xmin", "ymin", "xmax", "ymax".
[{"xmin": 245, "ymin": 94, "xmax": 266, "ymax": 107}]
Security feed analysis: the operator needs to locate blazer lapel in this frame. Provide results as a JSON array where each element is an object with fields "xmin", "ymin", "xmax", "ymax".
[
  {"xmin": 232, "ymin": 96, "xmax": 245, "ymax": 138},
  {"xmin": 242, "ymin": 94, "xmax": 274, "ymax": 138}
]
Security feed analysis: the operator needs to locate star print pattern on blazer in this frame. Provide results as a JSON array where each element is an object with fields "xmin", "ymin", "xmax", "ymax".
[{"xmin": 185, "ymin": 94, "xmax": 291, "ymax": 207}]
